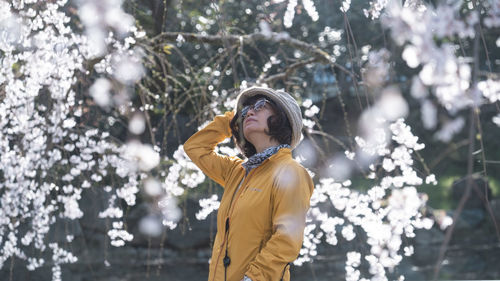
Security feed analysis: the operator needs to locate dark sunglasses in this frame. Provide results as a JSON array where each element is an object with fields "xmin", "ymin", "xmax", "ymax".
[{"xmin": 241, "ymin": 98, "xmax": 272, "ymax": 119}]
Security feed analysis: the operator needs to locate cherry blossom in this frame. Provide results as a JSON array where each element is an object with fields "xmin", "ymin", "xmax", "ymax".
[
  {"xmin": 0, "ymin": 1, "xmax": 154, "ymax": 279},
  {"xmin": 299, "ymin": 118, "xmax": 435, "ymax": 280}
]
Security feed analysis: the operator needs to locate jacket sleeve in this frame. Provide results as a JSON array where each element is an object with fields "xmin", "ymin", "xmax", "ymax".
[
  {"xmin": 184, "ymin": 111, "xmax": 241, "ymax": 187},
  {"xmin": 245, "ymin": 164, "xmax": 314, "ymax": 281}
]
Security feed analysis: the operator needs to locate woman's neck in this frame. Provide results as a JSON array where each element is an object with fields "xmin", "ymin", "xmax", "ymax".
[{"xmin": 253, "ymin": 139, "xmax": 280, "ymax": 154}]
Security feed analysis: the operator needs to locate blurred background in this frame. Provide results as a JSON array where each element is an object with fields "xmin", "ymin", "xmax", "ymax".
[{"xmin": 1, "ymin": 0, "xmax": 500, "ymax": 280}]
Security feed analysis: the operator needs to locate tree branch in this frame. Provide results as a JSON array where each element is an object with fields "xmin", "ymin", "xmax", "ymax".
[
  {"xmin": 149, "ymin": 31, "xmax": 356, "ymax": 77},
  {"xmin": 259, "ymin": 57, "xmax": 319, "ymax": 84}
]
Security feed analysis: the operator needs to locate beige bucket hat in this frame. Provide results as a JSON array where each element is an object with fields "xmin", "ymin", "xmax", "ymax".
[{"xmin": 236, "ymin": 86, "xmax": 303, "ymax": 149}]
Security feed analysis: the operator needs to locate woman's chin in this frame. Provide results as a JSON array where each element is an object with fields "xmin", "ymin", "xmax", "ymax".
[{"xmin": 243, "ymin": 124, "xmax": 257, "ymax": 134}]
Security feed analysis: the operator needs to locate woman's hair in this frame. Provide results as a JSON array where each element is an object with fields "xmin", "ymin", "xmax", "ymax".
[{"xmin": 230, "ymin": 94, "xmax": 292, "ymax": 158}]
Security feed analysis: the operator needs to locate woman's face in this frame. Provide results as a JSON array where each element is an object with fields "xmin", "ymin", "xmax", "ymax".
[{"xmin": 241, "ymin": 98, "xmax": 275, "ymax": 140}]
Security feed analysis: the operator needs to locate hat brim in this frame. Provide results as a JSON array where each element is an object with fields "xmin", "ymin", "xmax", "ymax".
[{"xmin": 236, "ymin": 88, "xmax": 278, "ymax": 109}]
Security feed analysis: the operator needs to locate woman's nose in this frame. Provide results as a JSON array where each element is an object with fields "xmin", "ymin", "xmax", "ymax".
[{"xmin": 246, "ymin": 108, "xmax": 256, "ymax": 116}]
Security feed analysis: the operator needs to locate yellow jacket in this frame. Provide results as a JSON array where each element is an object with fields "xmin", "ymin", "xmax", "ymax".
[{"xmin": 184, "ymin": 111, "xmax": 314, "ymax": 281}]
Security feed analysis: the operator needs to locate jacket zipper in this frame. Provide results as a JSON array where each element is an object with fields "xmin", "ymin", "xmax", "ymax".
[
  {"xmin": 211, "ymin": 168, "xmax": 256, "ymax": 281},
  {"xmin": 211, "ymin": 157, "xmax": 271, "ymax": 281}
]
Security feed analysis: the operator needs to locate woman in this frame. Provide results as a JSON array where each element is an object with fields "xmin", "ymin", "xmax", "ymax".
[{"xmin": 184, "ymin": 86, "xmax": 314, "ymax": 281}]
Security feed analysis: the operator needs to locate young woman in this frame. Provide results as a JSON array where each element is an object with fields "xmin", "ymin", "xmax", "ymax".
[{"xmin": 184, "ymin": 87, "xmax": 314, "ymax": 281}]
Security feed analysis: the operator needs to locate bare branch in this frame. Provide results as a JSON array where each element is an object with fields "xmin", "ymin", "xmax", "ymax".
[
  {"xmin": 149, "ymin": 31, "xmax": 356, "ymax": 77},
  {"xmin": 259, "ymin": 57, "xmax": 319, "ymax": 84}
]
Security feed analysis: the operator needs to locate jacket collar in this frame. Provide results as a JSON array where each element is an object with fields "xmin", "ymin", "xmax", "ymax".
[
  {"xmin": 242, "ymin": 144, "xmax": 291, "ymax": 172},
  {"xmin": 266, "ymin": 147, "xmax": 292, "ymax": 163}
]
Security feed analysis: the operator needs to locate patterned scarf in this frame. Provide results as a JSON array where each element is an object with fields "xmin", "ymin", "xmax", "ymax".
[{"xmin": 242, "ymin": 144, "xmax": 291, "ymax": 172}]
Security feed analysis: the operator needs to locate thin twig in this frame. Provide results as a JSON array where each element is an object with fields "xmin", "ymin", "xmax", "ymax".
[
  {"xmin": 428, "ymin": 139, "xmax": 469, "ymax": 170},
  {"xmin": 432, "ymin": 108, "xmax": 476, "ymax": 281},
  {"xmin": 137, "ymin": 84, "xmax": 157, "ymax": 145},
  {"xmin": 433, "ymin": 3, "xmax": 482, "ymax": 277},
  {"xmin": 307, "ymin": 129, "xmax": 349, "ymax": 151}
]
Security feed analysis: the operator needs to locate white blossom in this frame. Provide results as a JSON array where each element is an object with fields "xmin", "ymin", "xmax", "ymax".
[
  {"xmin": 139, "ymin": 215, "xmax": 163, "ymax": 237},
  {"xmin": 0, "ymin": 1, "xmax": 148, "ymax": 278},
  {"xmin": 425, "ymin": 174, "xmax": 437, "ymax": 185},
  {"xmin": 123, "ymin": 141, "xmax": 160, "ymax": 171},
  {"xmin": 342, "ymin": 224, "xmax": 356, "ymax": 241},
  {"xmin": 129, "ymin": 113, "xmax": 146, "ymax": 135},
  {"xmin": 259, "ymin": 20, "xmax": 272, "ymax": 38},
  {"xmin": 90, "ymin": 78, "xmax": 112, "ymax": 107},
  {"xmin": 302, "ymin": 0, "xmax": 319, "ymax": 21},
  {"xmin": 108, "ymin": 222, "xmax": 134, "ymax": 247},
  {"xmin": 434, "ymin": 117, "xmax": 465, "ymax": 143},
  {"xmin": 364, "ymin": 0, "xmax": 389, "ymax": 19},
  {"xmin": 421, "ymin": 99, "xmax": 437, "ymax": 130},
  {"xmin": 284, "ymin": 0, "xmax": 298, "ymax": 28},
  {"xmin": 493, "ymin": 114, "xmax": 500, "ymax": 127},
  {"xmin": 484, "ymin": 0, "xmax": 500, "ymax": 28},
  {"xmin": 196, "ymin": 195, "xmax": 220, "ymax": 220},
  {"xmin": 158, "ymin": 196, "xmax": 182, "ymax": 228},
  {"xmin": 381, "ymin": 1, "xmax": 476, "ymax": 113},
  {"xmin": 340, "ymin": 0, "xmax": 351, "ymax": 12},
  {"xmin": 478, "ymin": 79, "xmax": 500, "ymax": 103},
  {"xmin": 301, "ymin": 118, "xmax": 431, "ymax": 280},
  {"xmin": 304, "ymin": 105, "xmax": 320, "ymax": 118}
]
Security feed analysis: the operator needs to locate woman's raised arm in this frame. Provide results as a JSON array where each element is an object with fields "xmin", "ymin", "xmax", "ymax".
[{"xmin": 184, "ymin": 111, "xmax": 242, "ymax": 187}]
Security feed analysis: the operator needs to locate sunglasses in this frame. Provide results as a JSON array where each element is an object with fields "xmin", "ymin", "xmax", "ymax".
[{"xmin": 241, "ymin": 98, "xmax": 271, "ymax": 119}]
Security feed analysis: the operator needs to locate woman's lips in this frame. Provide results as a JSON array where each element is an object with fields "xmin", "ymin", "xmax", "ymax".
[{"xmin": 244, "ymin": 117, "xmax": 256, "ymax": 125}]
